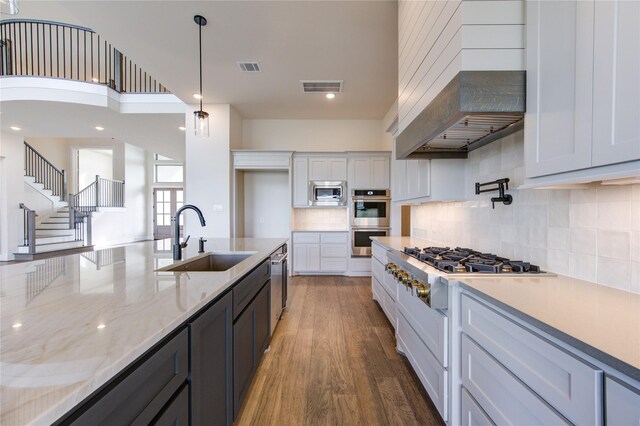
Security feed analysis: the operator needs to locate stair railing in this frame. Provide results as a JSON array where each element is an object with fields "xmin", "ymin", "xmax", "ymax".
[
  {"xmin": 24, "ymin": 141, "xmax": 66, "ymax": 201},
  {"xmin": 19, "ymin": 203, "xmax": 36, "ymax": 254},
  {"xmin": 68, "ymin": 195, "xmax": 92, "ymax": 247},
  {"xmin": 72, "ymin": 175, "xmax": 125, "ymax": 213},
  {"xmin": 0, "ymin": 19, "xmax": 169, "ymax": 93}
]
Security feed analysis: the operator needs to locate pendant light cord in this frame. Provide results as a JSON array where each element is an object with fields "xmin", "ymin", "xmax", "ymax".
[{"xmin": 198, "ymin": 21, "xmax": 203, "ymax": 112}]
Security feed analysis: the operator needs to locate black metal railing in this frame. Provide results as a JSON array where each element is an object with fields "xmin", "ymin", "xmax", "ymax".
[
  {"xmin": 0, "ymin": 19, "xmax": 169, "ymax": 93},
  {"xmin": 72, "ymin": 175, "xmax": 125, "ymax": 213},
  {"xmin": 24, "ymin": 141, "xmax": 66, "ymax": 201},
  {"xmin": 26, "ymin": 257, "xmax": 66, "ymax": 304},
  {"xmin": 19, "ymin": 203, "xmax": 36, "ymax": 253}
]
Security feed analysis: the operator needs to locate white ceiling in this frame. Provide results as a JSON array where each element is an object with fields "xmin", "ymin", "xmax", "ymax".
[{"xmin": 18, "ymin": 0, "xmax": 398, "ymax": 120}]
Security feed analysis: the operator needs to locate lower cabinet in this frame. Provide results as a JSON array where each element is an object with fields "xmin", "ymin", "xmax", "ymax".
[
  {"xmin": 460, "ymin": 388, "xmax": 493, "ymax": 426},
  {"xmin": 152, "ymin": 384, "xmax": 189, "ymax": 426},
  {"xmin": 460, "ymin": 292, "xmax": 603, "ymax": 426},
  {"xmin": 189, "ymin": 291, "xmax": 233, "ymax": 426},
  {"xmin": 61, "ymin": 329, "xmax": 189, "ymax": 425},
  {"xmin": 606, "ymin": 377, "xmax": 640, "ymax": 426},
  {"xmin": 293, "ymin": 232, "xmax": 348, "ymax": 274},
  {"xmin": 461, "ymin": 334, "xmax": 569, "ymax": 425},
  {"xmin": 233, "ymin": 280, "xmax": 271, "ymax": 420}
]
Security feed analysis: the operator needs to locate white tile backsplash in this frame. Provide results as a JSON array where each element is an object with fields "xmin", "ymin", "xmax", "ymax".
[{"xmin": 410, "ymin": 130, "xmax": 640, "ymax": 293}]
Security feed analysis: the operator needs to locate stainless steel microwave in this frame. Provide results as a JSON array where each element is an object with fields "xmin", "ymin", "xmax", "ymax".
[{"xmin": 309, "ymin": 181, "xmax": 347, "ymax": 207}]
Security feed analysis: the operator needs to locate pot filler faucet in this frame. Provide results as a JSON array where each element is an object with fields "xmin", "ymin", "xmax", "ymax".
[{"xmin": 173, "ymin": 204, "xmax": 206, "ymax": 260}]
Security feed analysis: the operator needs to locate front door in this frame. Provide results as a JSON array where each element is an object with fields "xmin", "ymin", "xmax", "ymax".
[{"xmin": 153, "ymin": 188, "xmax": 183, "ymax": 239}]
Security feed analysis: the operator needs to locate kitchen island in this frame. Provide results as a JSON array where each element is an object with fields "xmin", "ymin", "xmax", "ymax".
[{"xmin": 1, "ymin": 238, "xmax": 287, "ymax": 425}]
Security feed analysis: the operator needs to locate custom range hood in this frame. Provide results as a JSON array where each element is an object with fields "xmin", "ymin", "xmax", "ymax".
[{"xmin": 396, "ymin": 71, "xmax": 526, "ymax": 159}]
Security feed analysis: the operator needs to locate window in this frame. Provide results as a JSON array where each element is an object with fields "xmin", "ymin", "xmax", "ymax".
[
  {"xmin": 154, "ymin": 154, "xmax": 174, "ymax": 161},
  {"xmin": 154, "ymin": 164, "xmax": 183, "ymax": 183}
]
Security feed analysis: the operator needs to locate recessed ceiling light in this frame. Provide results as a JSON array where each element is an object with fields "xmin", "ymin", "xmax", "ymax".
[
  {"xmin": 95, "ymin": 126, "xmax": 104, "ymax": 131},
  {"xmin": 10, "ymin": 126, "xmax": 21, "ymax": 131},
  {"xmin": 97, "ymin": 324, "xmax": 106, "ymax": 329},
  {"xmin": 193, "ymin": 93, "xmax": 203, "ymax": 100},
  {"xmin": 12, "ymin": 322, "xmax": 22, "ymax": 328},
  {"xmin": 178, "ymin": 126, "xmax": 186, "ymax": 131},
  {"xmin": 326, "ymin": 93, "xmax": 336, "ymax": 99}
]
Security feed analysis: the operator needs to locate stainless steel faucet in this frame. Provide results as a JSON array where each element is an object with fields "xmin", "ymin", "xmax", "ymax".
[{"xmin": 173, "ymin": 204, "xmax": 206, "ymax": 260}]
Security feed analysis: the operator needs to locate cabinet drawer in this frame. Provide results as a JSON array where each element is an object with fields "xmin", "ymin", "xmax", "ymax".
[
  {"xmin": 321, "ymin": 232, "xmax": 348, "ymax": 244},
  {"xmin": 461, "ymin": 294, "xmax": 602, "ymax": 426},
  {"xmin": 374, "ymin": 275, "xmax": 396, "ymax": 328},
  {"xmin": 461, "ymin": 388, "xmax": 494, "ymax": 426},
  {"xmin": 293, "ymin": 232, "xmax": 320, "ymax": 244},
  {"xmin": 397, "ymin": 283, "xmax": 447, "ymax": 367},
  {"xmin": 461, "ymin": 334, "xmax": 569, "ymax": 426},
  {"xmin": 371, "ymin": 242, "xmax": 387, "ymax": 262},
  {"xmin": 371, "ymin": 256, "xmax": 385, "ymax": 283},
  {"xmin": 320, "ymin": 243, "xmax": 348, "ymax": 258},
  {"xmin": 151, "ymin": 384, "xmax": 189, "ymax": 426},
  {"xmin": 381, "ymin": 269, "xmax": 397, "ymax": 302},
  {"xmin": 606, "ymin": 377, "xmax": 640, "ymax": 426},
  {"xmin": 233, "ymin": 260, "xmax": 270, "ymax": 320},
  {"xmin": 69, "ymin": 329, "xmax": 188, "ymax": 425},
  {"xmin": 320, "ymin": 257, "xmax": 347, "ymax": 272},
  {"xmin": 397, "ymin": 312, "xmax": 447, "ymax": 421},
  {"xmin": 372, "ymin": 275, "xmax": 383, "ymax": 303}
]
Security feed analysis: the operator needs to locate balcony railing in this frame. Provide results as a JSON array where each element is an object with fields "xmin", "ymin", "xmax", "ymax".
[{"xmin": 0, "ymin": 19, "xmax": 169, "ymax": 93}]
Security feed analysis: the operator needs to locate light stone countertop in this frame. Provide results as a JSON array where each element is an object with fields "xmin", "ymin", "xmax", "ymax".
[
  {"xmin": 371, "ymin": 236, "xmax": 640, "ymax": 381},
  {"xmin": 0, "ymin": 238, "xmax": 287, "ymax": 426},
  {"xmin": 291, "ymin": 229, "xmax": 349, "ymax": 233}
]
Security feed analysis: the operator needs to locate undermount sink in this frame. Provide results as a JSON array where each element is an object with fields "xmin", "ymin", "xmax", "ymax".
[{"xmin": 160, "ymin": 252, "xmax": 254, "ymax": 272}]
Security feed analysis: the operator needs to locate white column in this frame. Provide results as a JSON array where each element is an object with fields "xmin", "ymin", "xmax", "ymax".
[
  {"xmin": 184, "ymin": 104, "xmax": 232, "ymax": 238},
  {"xmin": 0, "ymin": 132, "xmax": 26, "ymax": 260}
]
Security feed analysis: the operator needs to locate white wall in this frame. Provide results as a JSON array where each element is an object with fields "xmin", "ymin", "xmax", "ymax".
[
  {"xmin": 0, "ymin": 132, "xmax": 25, "ymax": 260},
  {"xmin": 242, "ymin": 119, "xmax": 391, "ymax": 151},
  {"xmin": 411, "ymin": 130, "xmax": 640, "ymax": 293},
  {"xmin": 91, "ymin": 143, "xmax": 150, "ymax": 247},
  {"xmin": 78, "ymin": 149, "xmax": 113, "ymax": 189},
  {"xmin": 25, "ymin": 137, "xmax": 70, "ymax": 172},
  {"xmin": 23, "ymin": 183, "xmax": 54, "ymax": 216},
  {"xmin": 230, "ymin": 106, "xmax": 243, "ymax": 150},
  {"xmin": 184, "ymin": 104, "xmax": 232, "ymax": 238},
  {"xmin": 243, "ymin": 171, "xmax": 290, "ymax": 238}
]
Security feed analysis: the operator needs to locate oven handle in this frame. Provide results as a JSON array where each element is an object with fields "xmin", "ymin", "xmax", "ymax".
[
  {"xmin": 351, "ymin": 227, "xmax": 391, "ymax": 231},
  {"xmin": 352, "ymin": 197, "xmax": 391, "ymax": 202}
]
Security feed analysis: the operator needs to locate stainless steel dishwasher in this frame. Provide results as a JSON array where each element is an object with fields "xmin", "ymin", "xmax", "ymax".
[{"xmin": 270, "ymin": 247, "xmax": 287, "ymax": 335}]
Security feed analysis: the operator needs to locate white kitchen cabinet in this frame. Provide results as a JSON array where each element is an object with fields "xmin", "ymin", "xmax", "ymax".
[
  {"xmin": 393, "ymin": 158, "xmax": 465, "ymax": 204},
  {"xmin": 525, "ymin": 0, "xmax": 640, "ymax": 184},
  {"xmin": 292, "ymin": 232, "xmax": 348, "ymax": 274},
  {"xmin": 606, "ymin": 377, "xmax": 640, "ymax": 426},
  {"xmin": 461, "ymin": 293, "xmax": 602, "ymax": 426},
  {"xmin": 592, "ymin": 0, "xmax": 640, "ymax": 166},
  {"xmin": 348, "ymin": 155, "xmax": 390, "ymax": 190},
  {"xmin": 461, "ymin": 335, "xmax": 569, "ymax": 426},
  {"xmin": 292, "ymin": 157, "xmax": 309, "ymax": 208},
  {"xmin": 293, "ymin": 242, "xmax": 320, "ymax": 272},
  {"xmin": 461, "ymin": 388, "xmax": 494, "ymax": 426},
  {"xmin": 308, "ymin": 157, "xmax": 347, "ymax": 181}
]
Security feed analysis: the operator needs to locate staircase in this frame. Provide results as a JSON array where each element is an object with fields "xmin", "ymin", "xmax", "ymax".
[{"xmin": 15, "ymin": 143, "xmax": 93, "ymax": 261}]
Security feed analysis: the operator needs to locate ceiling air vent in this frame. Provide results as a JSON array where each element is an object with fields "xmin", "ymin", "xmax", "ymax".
[
  {"xmin": 238, "ymin": 62, "xmax": 261, "ymax": 72},
  {"xmin": 301, "ymin": 80, "xmax": 343, "ymax": 93}
]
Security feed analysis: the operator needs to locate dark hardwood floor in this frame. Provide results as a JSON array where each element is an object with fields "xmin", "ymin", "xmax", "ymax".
[{"xmin": 235, "ymin": 275, "xmax": 444, "ymax": 426}]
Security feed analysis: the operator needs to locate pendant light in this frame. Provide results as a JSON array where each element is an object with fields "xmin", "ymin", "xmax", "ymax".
[{"xmin": 193, "ymin": 15, "xmax": 209, "ymax": 137}]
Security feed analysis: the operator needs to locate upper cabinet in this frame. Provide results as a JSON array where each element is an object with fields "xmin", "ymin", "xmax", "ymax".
[
  {"xmin": 393, "ymin": 158, "xmax": 467, "ymax": 204},
  {"xmin": 308, "ymin": 157, "xmax": 347, "ymax": 181},
  {"xmin": 348, "ymin": 154, "xmax": 391, "ymax": 190},
  {"xmin": 525, "ymin": 0, "xmax": 640, "ymax": 185},
  {"xmin": 292, "ymin": 157, "xmax": 309, "ymax": 208}
]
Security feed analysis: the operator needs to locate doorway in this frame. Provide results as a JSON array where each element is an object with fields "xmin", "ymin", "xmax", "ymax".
[
  {"xmin": 153, "ymin": 188, "xmax": 184, "ymax": 239},
  {"xmin": 77, "ymin": 148, "xmax": 113, "ymax": 191},
  {"xmin": 241, "ymin": 171, "xmax": 290, "ymax": 238}
]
